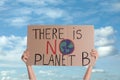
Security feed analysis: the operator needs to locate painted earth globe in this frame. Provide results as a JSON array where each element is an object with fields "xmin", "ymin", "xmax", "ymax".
[{"xmin": 59, "ymin": 39, "xmax": 74, "ymax": 55}]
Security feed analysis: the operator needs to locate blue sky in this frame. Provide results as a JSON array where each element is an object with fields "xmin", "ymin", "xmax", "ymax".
[{"xmin": 0, "ymin": 0, "xmax": 120, "ymax": 80}]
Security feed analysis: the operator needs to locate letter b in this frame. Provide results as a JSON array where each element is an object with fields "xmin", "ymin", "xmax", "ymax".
[{"xmin": 82, "ymin": 52, "xmax": 90, "ymax": 66}]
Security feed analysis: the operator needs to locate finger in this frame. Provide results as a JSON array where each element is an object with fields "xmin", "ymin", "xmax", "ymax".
[
  {"xmin": 91, "ymin": 49, "xmax": 97, "ymax": 53},
  {"xmin": 23, "ymin": 51, "xmax": 26, "ymax": 56},
  {"xmin": 22, "ymin": 54, "xmax": 29, "ymax": 60},
  {"xmin": 23, "ymin": 49, "xmax": 28, "ymax": 54},
  {"xmin": 91, "ymin": 53, "xmax": 95, "ymax": 58},
  {"xmin": 92, "ymin": 52, "xmax": 97, "ymax": 56},
  {"xmin": 92, "ymin": 50, "xmax": 98, "ymax": 57},
  {"xmin": 95, "ymin": 53, "xmax": 99, "ymax": 59},
  {"xmin": 23, "ymin": 50, "xmax": 30, "ymax": 58},
  {"xmin": 91, "ymin": 49, "xmax": 96, "ymax": 52},
  {"xmin": 22, "ymin": 55, "xmax": 29, "ymax": 62},
  {"xmin": 26, "ymin": 51, "xmax": 30, "ymax": 57},
  {"xmin": 90, "ymin": 52, "xmax": 97, "ymax": 59},
  {"xmin": 91, "ymin": 50, "xmax": 98, "ymax": 54},
  {"xmin": 21, "ymin": 55, "xmax": 24, "ymax": 59},
  {"xmin": 24, "ymin": 50, "xmax": 27, "ymax": 53},
  {"xmin": 23, "ymin": 57, "xmax": 27, "ymax": 62},
  {"xmin": 91, "ymin": 49, "xmax": 94, "ymax": 52},
  {"xmin": 90, "ymin": 51, "xmax": 96, "ymax": 56},
  {"xmin": 22, "ymin": 54, "xmax": 27, "ymax": 58}
]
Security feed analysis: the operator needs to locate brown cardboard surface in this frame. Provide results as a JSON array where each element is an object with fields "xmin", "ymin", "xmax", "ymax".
[{"xmin": 27, "ymin": 25, "xmax": 94, "ymax": 66}]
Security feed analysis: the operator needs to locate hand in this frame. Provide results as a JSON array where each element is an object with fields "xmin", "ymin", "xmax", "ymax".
[
  {"xmin": 83, "ymin": 49, "xmax": 98, "ymax": 80},
  {"xmin": 21, "ymin": 49, "xmax": 30, "ymax": 64},
  {"xmin": 90, "ymin": 49, "xmax": 99, "ymax": 66},
  {"xmin": 21, "ymin": 50, "xmax": 36, "ymax": 80}
]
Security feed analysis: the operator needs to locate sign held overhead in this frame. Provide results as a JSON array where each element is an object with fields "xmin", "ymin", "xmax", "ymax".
[{"xmin": 27, "ymin": 25, "xmax": 94, "ymax": 66}]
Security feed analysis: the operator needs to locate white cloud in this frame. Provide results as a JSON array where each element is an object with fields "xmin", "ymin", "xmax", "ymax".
[
  {"xmin": 17, "ymin": 0, "xmax": 63, "ymax": 6},
  {"xmin": 18, "ymin": 0, "xmax": 46, "ymax": 6},
  {"xmin": 34, "ymin": 8, "xmax": 64, "ymax": 19},
  {"xmin": 0, "ymin": 70, "xmax": 16, "ymax": 80},
  {"xmin": 39, "ymin": 70, "xmax": 55, "ymax": 75},
  {"xmin": 0, "ymin": 70, "xmax": 28, "ymax": 80},
  {"xmin": 95, "ymin": 26, "xmax": 115, "ymax": 37},
  {"xmin": 97, "ymin": 46, "xmax": 116, "ymax": 57},
  {"xmin": 0, "ymin": 0, "xmax": 6, "ymax": 6},
  {"xmin": 0, "ymin": 0, "xmax": 67, "ymax": 28},
  {"xmin": 13, "ymin": 7, "xmax": 32, "ymax": 15},
  {"xmin": 0, "ymin": 35, "xmax": 26, "ymax": 67},
  {"xmin": 92, "ymin": 69, "xmax": 105, "ymax": 73},
  {"xmin": 100, "ymin": 2, "xmax": 120, "ymax": 12},
  {"xmin": 4, "ymin": 16, "xmax": 30, "ymax": 28},
  {"xmin": 0, "ymin": 70, "xmax": 16, "ymax": 76},
  {"xmin": 95, "ymin": 38, "xmax": 114, "ymax": 46},
  {"xmin": 46, "ymin": 9, "xmax": 63, "ymax": 19},
  {"xmin": 95, "ymin": 26, "xmax": 118, "ymax": 57},
  {"xmin": 3, "ymin": 7, "xmax": 66, "ymax": 28},
  {"xmin": 111, "ymin": 2, "xmax": 120, "ymax": 12},
  {"xmin": 10, "ymin": 17, "xmax": 29, "ymax": 27}
]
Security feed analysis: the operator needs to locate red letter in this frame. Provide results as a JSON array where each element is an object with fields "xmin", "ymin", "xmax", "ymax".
[{"xmin": 46, "ymin": 40, "xmax": 57, "ymax": 54}]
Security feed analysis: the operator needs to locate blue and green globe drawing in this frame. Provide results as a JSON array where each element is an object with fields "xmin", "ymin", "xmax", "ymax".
[{"xmin": 59, "ymin": 39, "xmax": 74, "ymax": 55}]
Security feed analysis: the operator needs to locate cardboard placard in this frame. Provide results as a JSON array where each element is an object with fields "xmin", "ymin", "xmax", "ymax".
[{"xmin": 27, "ymin": 25, "xmax": 94, "ymax": 66}]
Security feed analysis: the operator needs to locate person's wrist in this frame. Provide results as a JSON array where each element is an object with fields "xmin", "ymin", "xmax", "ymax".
[
  {"xmin": 88, "ymin": 64, "xmax": 93, "ymax": 68},
  {"xmin": 26, "ymin": 64, "xmax": 32, "ymax": 67},
  {"xmin": 26, "ymin": 64, "xmax": 30, "ymax": 67}
]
